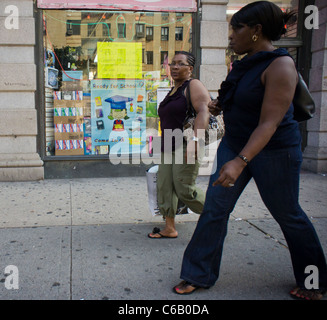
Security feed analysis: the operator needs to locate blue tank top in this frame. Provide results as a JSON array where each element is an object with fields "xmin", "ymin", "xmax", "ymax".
[{"xmin": 221, "ymin": 49, "xmax": 301, "ymax": 153}]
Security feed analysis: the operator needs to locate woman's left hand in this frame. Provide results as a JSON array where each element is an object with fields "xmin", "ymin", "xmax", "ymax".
[
  {"xmin": 208, "ymin": 99, "xmax": 222, "ymax": 116},
  {"xmin": 212, "ymin": 158, "xmax": 246, "ymax": 188}
]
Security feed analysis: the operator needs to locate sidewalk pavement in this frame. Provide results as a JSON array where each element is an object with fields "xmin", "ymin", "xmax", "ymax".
[{"xmin": 0, "ymin": 171, "xmax": 326, "ymax": 300}]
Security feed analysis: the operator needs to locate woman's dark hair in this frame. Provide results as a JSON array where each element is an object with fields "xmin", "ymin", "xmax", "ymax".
[
  {"xmin": 230, "ymin": 1, "xmax": 297, "ymax": 41},
  {"xmin": 175, "ymin": 51, "xmax": 196, "ymax": 67}
]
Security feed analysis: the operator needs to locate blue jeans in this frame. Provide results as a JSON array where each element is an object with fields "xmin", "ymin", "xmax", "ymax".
[{"xmin": 180, "ymin": 138, "xmax": 327, "ymax": 290}]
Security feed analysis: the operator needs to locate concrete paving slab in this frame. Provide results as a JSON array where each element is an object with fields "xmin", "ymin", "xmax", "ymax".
[
  {"xmin": 0, "ymin": 226, "xmax": 71, "ymax": 300},
  {"xmin": 0, "ymin": 180, "xmax": 71, "ymax": 228},
  {"xmin": 298, "ymin": 172, "xmax": 327, "ymax": 218}
]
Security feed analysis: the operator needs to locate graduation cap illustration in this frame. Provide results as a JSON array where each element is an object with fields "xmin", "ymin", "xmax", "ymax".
[
  {"xmin": 105, "ymin": 95, "xmax": 133, "ymax": 110},
  {"xmin": 105, "ymin": 95, "xmax": 133, "ymax": 121},
  {"xmin": 105, "ymin": 95, "xmax": 133, "ymax": 120}
]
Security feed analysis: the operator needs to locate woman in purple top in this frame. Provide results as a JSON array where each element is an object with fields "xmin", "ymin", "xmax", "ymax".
[{"xmin": 148, "ymin": 51, "xmax": 210, "ymax": 239}]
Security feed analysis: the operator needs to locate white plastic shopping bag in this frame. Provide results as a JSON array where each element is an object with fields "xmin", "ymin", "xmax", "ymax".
[{"xmin": 146, "ymin": 165, "xmax": 160, "ymax": 216}]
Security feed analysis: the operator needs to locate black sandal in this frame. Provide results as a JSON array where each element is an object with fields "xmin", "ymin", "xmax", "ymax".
[{"xmin": 147, "ymin": 227, "xmax": 178, "ymax": 239}]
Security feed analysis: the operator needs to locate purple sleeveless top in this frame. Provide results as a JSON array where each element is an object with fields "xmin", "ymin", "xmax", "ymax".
[{"xmin": 158, "ymin": 80, "xmax": 190, "ymax": 152}]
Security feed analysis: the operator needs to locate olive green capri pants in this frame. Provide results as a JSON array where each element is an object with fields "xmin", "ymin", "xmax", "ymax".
[{"xmin": 157, "ymin": 145, "xmax": 206, "ymax": 218}]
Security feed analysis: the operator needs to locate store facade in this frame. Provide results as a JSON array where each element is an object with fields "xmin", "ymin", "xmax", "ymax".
[{"xmin": 0, "ymin": 0, "xmax": 326, "ymax": 181}]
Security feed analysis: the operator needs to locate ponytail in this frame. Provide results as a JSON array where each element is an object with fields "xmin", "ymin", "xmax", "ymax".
[{"xmin": 280, "ymin": 11, "xmax": 297, "ymax": 37}]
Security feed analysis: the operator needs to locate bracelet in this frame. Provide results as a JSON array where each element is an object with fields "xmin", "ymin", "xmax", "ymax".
[
  {"xmin": 191, "ymin": 136, "xmax": 199, "ymax": 142},
  {"xmin": 238, "ymin": 154, "xmax": 249, "ymax": 164}
]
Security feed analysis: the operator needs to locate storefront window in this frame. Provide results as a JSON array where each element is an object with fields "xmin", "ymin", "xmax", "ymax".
[{"xmin": 42, "ymin": 10, "xmax": 193, "ymax": 158}]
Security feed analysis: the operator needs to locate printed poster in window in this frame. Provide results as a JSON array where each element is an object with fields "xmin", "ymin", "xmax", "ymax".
[
  {"xmin": 91, "ymin": 79, "xmax": 146, "ymax": 155},
  {"xmin": 143, "ymin": 70, "xmax": 170, "ymax": 118},
  {"xmin": 97, "ymin": 42, "xmax": 142, "ymax": 79}
]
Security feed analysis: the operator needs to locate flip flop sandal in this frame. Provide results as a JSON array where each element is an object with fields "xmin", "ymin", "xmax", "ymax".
[
  {"xmin": 290, "ymin": 287, "xmax": 326, "ymax": 300},
  {"xmin": 173, "ymin": 281, "xmax": 202, "ymax": 295},
  {"xmin": 147, "ymin": 227, "xmax": 178, "ymax": 239}
]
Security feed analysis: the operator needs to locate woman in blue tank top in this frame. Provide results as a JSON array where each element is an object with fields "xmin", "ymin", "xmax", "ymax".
[{"xmin": 174, "ymin": 1, "xmax": 327, "ymax": 300}]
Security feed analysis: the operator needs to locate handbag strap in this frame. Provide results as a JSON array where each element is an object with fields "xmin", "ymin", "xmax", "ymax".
[{"xmin": 185, "ymin": 79, "xmax": 197, "ymax": 117}]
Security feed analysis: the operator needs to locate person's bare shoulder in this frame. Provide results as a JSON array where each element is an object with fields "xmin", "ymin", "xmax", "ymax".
[{"xmin": 263, "ymin": 56, "xmax": 297, "ymax": 85}]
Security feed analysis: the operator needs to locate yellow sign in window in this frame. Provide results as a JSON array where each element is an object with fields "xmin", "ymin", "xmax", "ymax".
[{"xmin": 97, "ymin": 42, "xmax": 142, "ymax": 79}]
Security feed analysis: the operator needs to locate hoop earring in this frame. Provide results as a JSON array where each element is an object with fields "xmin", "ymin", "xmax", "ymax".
[{"xmin": 252, "ymin": 35, "xmax": 258, "ymax": 42}]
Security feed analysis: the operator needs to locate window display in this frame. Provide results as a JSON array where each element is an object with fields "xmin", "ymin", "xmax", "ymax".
[{"xmin": 42, "ymin": 10, "xmax": 193, "ymax": 157}]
